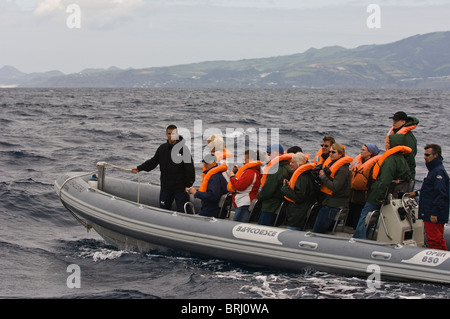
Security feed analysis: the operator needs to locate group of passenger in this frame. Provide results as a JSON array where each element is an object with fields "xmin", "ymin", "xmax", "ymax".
[{"xmin": 131, "ymin": 111, "xmax": 450, "ymax": 251}]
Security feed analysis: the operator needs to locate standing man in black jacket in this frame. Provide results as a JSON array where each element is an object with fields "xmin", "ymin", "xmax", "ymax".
[{"xmin": 131, "ymin": 125, "xmax": 195, "ymax": 213}]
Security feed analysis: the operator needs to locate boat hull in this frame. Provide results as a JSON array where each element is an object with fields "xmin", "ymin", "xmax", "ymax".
[{"xmin": 55, "ymin": 172, "xmax": 450, "ymax": 284}]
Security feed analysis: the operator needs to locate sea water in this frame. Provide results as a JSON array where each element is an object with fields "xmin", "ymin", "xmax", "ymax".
[{"xmin": 1, "ymin": 88, "xmax": 449, "ymax": 299}]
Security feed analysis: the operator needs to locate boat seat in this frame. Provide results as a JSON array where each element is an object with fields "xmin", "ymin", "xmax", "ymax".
[
  {"xmin": 303, "ymin": 202, "xmax": 321, "ymax": 231},
  {"xmin": 365, "ymin": 209, "xmax": 380, "ymax": 240},
  {"xmin": 248, "ymin": 199, "xmax": 262, "ymax": 223},
  {"xmin": 388, "ymin": 180, "xmax": 415, "ymax": 200},
  {"xmin": 330, "ymin": 207, "xmax": 349, "ymax": 233},
  {"xmin": 218, "ymin": 192, "xmax": 233, "ymax": 219},
  {"xmin": 273, "ymin": 200, "xmax": 289, "ymax": 227}
]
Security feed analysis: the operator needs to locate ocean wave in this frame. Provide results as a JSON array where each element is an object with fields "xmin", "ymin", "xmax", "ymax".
[
  {"xmin": 2, "ymin": 88, "xmax": 450, "ymax": 299},
  {"xmin": 235, "ymin": 270, "xmax": 438, "ymax": 299},
  {"xmin": 0, "ymin": 179, "xmax": 80, "ymax": 230},
  {"xmin": 78, "ymin": 246, "xmax": 130, "ymax": 262},
  {"xmin": 59, "ymin": 289, "xmax": 161, "ymax": 299},
  {"xmin": 0, "ymin": 150, "xmax": 55, "ymax": 164},
  {"xmin": 0, "ymin": 118, "xmax": 13, "ymax": 125},
  {"xmin": 0, "ymin": 141, "xmax": 20, "ymax": 148},
  {"xmin": 77, "ymin": 128, "xmax": 146, "ymax": 140}
]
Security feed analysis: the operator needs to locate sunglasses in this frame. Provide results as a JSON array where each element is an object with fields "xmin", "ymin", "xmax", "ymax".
[
  {"xmin": 424, "ymin": 153, "xmax": 432, "ymax": 157},
  {"xmin": 321, "ymin": 144, "xmax": 330, "ymax": 148},
  {"xmin": 330, "ymin": 150, "xmax": 338, "ymax": 154}
]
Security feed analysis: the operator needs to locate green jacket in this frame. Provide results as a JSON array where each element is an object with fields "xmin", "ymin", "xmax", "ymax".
[
  {"xmin": 393, "ymin": 116, "xmax": 418, "ymax": 179},
  {"xmin": 367, "ymin": 134, "xmax": 412, "ymax": 204},
  {"xmin": 281, "ymin": 170, "xmax": 317, "ymax": 228},
  {"xmin": 319, "ymin": 163, "xmax": 351, "ymax": 208},
  {"xmin": 257, "ymin": 160, "xmax": 293, "ymax": 213}
]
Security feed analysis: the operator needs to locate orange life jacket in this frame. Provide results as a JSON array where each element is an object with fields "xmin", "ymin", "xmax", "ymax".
[
  {"xmin": 350, "ymin": 154, "xmax": 382, "ymax": 191},
  {"xmin": 198, "ymin": 164, "xmax": 228, "ymax": 192},
  {"xmin": 322, "ymin": 156, "xmax": 332, "ymax": 168},
  {"xmin": 284, "ymin": 163, "xmax": 315, "ymax": 203},
  {"xmin": 385, "ymin": 125, "xmax": 416, "ymax": 150},
  {"xmin": 260, "ymin": 153, "xmax": 293, "ymax": 187},
  {"xmin": 313, "ymin": 148, "xmax": 327, "ymax": 165},
  {"xmin": 371, "ymin": 146, "xmax": 412, "ymax": 181},
  {"xmin": 227, "ymin": 161, "xmax": 263, "ymax": 192},
  {"xmin": 320, "ymin": 155, "xmax": 353, "ymax": 195}
]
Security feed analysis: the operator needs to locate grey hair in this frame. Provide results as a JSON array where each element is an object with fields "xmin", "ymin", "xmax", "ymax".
[{"xmin": 291, "ymin": 152, "xmax": 307, "ymax": 164}]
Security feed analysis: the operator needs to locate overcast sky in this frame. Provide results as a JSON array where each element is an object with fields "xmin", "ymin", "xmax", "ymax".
[{"xmin": 2, "ymin": 0, "xmax": 450, "ymax": 74}]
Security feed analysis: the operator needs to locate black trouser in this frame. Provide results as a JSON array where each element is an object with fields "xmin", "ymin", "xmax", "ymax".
[{"xmin": 159, "ymin": 189, "xmax": 192, "ymax": 213}]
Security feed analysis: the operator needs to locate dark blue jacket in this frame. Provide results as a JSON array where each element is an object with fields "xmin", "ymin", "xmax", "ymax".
[
  {"xmin": 195, "ymin": 166, "xmax": 228, "ymax": 218},
  {"xmin": 418, "ymin": 156, "xmax": 449, "ymax": 224}
]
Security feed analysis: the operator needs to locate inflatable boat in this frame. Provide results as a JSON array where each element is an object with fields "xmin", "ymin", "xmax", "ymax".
[{"xmin": 54, "ymin": 163, "xmax": 450, "ymax": 284}]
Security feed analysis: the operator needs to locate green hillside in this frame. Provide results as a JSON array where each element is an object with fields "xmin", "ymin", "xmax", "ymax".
[{"xmin": 5, "ymin": 31, "xmax": 450, "ymax": 89}]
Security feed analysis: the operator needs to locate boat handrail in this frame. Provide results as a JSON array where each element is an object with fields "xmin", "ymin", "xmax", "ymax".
[
  {"xmin": 184, "ymin": 202, "xmax": 196, "ymax": 215},
  {"xmin": 56, "ymin": 170, "xmax": 98, "ymax": 230},
  {"xmin": 56, "ymin": 161, "xmax": 143, "ymax": 229},
  {"xmin": 57, "ymin": 172, "xmax": 217, "ymax": 223},
  {"xmin": 305, "ymin": 231, "xmax": 403, "ymax": 248},
  {"xmin": 379, "ymin": 211, "xmax": 392, "ymax": 240}
]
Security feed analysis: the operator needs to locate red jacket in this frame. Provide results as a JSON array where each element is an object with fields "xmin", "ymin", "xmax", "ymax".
[{"xmin": 230, "ymin": 167, "xmax": 261, "ymax": 208}]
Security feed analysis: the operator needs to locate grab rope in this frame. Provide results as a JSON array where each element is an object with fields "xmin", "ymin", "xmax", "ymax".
[{"xmin": 97, "ymin": 162, "xmax": 141, "ymax": 204}]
